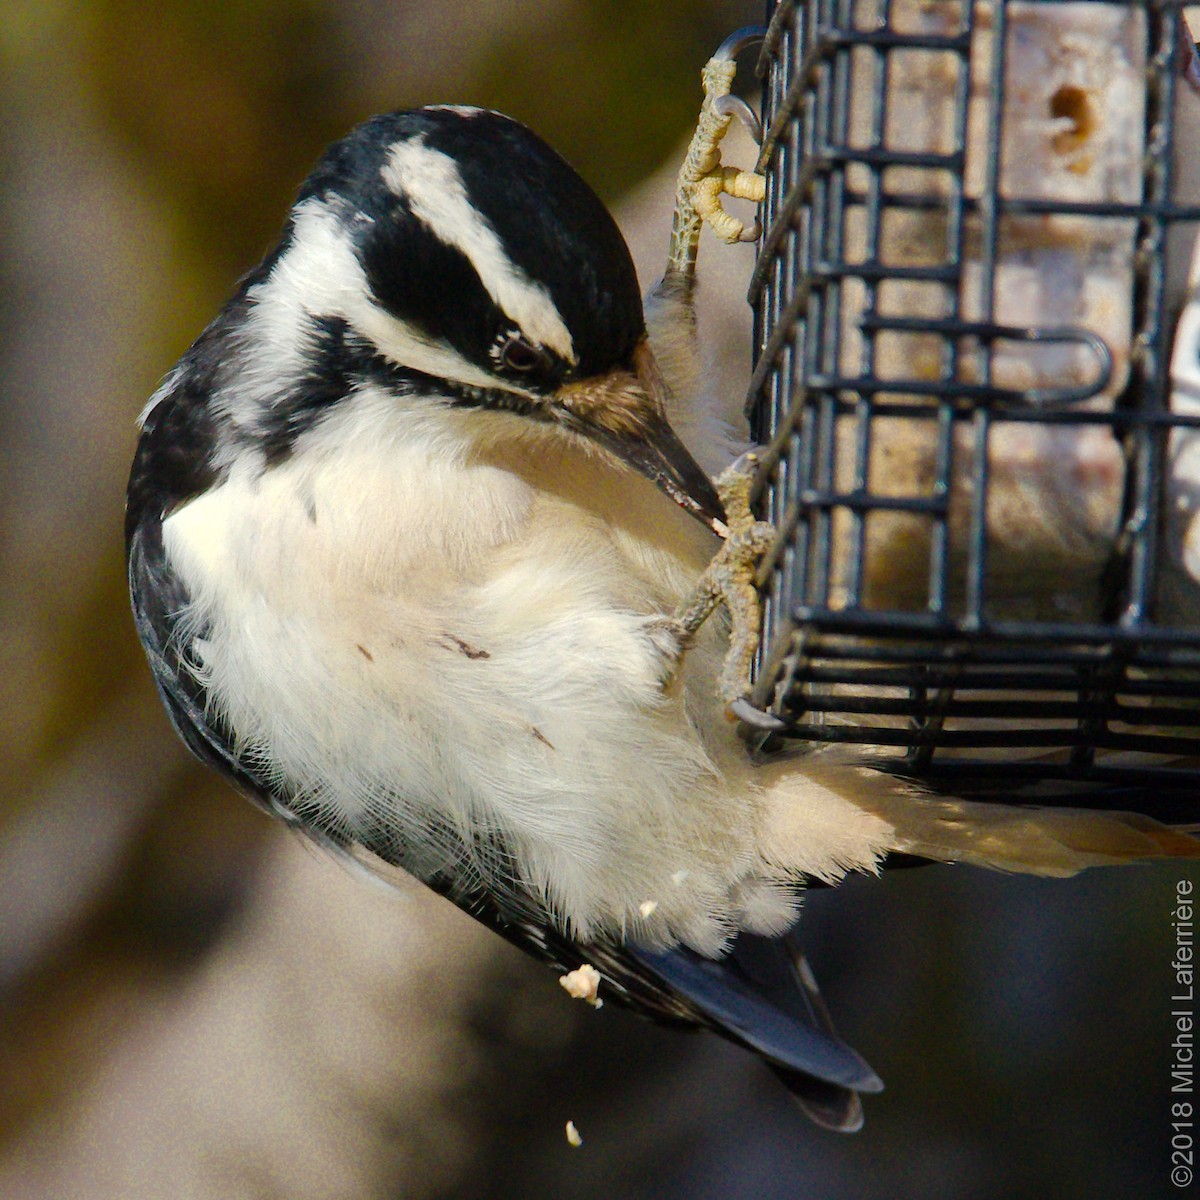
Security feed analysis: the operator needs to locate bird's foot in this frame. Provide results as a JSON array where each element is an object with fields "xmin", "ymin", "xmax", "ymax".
[
  {"xmin": 644, "ymin": 613, "xmax": 693, "ymax": 691},
  {"xmin": 666, "ymin": 29, "xmax": 767, "ymax": 290},
  {"xmin": 671, "ymin": 451, "xmax": 784, "ymax": 729}
]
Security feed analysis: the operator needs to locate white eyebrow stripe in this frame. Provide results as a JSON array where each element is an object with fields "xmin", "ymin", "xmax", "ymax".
[
  {"xmin": 247, "ymin": 198, "xmax": 534, "ymax": 402},
  {"xmin": 381, "ymin": 137, "xmax": 577, "ymax": 364}
]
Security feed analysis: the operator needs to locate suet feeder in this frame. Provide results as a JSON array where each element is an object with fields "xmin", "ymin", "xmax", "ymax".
[{"xmin": 746, "ymin": 0, "xmax": 1200, "ymax": 809}]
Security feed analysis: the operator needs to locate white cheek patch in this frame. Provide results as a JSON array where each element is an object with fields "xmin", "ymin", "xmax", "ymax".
[
  {"xmin": 244, "ymin": 198, "xmax": 510, "ymax": 401},
  {"xmin": 381, "ymin": 137, "xmax": 577, "ymax": 365}
]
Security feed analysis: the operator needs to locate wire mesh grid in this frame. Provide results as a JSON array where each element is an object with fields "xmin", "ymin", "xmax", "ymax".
[{"xmin": 746, "ymin": 0, "xmax": 1200, "ymax": 794}]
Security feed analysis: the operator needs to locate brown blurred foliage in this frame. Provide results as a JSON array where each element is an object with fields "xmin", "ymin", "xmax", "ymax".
[{"xmin": 0, "ymin": 2, "xmax": 753, "ymax": 1195}]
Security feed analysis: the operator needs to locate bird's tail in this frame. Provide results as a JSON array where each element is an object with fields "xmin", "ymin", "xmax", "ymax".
[
  {"xmin": 862, "ymin": 790, "xmax": 1200, "ymax": 876},
  {"xmin": 749, "ymin": 747, "xmax": 1200, "ymax": 879},
  {"xmin": 628, "ymin": 930, "xmax": 880, "ymax": 1132}
]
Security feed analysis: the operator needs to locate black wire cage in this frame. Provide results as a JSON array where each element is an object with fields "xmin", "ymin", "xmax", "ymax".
[{"xmin": 745, "ymin": 0, "xmax": 1200, "ymax": 805}]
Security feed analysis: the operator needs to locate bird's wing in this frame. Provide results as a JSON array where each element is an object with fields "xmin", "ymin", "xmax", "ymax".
[
  {"xmin": 127, "ymin": 519, "xmax": 325, "ymax": 838},
  {"xmin": 378, "ymin": 842, "xmax": 882, "ymax": 1130}
]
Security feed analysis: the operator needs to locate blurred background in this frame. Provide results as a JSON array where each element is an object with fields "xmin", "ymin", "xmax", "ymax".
[{"xmin": 0, "ymin": 2, "xmax": 1194, "ymax": 1197}]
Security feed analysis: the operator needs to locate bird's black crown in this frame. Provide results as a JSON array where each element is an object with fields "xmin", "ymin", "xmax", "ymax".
[{"xmin": 299, "ymin": 106, "xmax": 645, "ymax": 385}]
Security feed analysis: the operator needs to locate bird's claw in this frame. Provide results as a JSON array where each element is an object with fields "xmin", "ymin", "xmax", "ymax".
[
  {"xmin": 672, "ymin": 452, "xmax": 778, "ymax": 722},
  {"xmin": 728, "ymin": 698, "xmax": 788, "ymax": 732},
  {"xmin": 692, "ymin": 166, "xmax": 766, "ymax": 245},
  {"xmin": 667, "ymin": 34, "xmax": 766, "ymax": 284}
]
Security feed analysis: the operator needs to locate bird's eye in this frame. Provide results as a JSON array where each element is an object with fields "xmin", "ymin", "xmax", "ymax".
[{"xmin": 499, "ymin": 336, "xmax": 542, "ymax": 373}]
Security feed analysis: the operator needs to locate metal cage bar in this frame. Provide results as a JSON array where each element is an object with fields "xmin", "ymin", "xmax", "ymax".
[{"xmin": 746, "ymin": 0, "xmax": 1200, "ymax": 793}]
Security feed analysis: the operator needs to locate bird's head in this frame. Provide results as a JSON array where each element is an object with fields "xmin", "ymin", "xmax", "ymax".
[{"xmin": 226, "ymin": 105, "xmax": 725, "ymax": 531}]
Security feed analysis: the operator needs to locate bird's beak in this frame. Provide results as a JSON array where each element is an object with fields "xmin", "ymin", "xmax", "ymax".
[{"xmin": 552, "ymin": 340, "xmax": 727, "ymax": 535}]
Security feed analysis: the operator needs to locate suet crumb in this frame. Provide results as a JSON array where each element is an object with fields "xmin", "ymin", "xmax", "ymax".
[{"xmin": 559, "ymin": 963, "xmax": 603, "ymax": 1008}]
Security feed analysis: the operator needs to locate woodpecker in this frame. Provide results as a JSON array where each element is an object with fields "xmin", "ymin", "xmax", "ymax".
[{"xmin": 127, "ymin": 98, "xmax": 1199, "ymax": 1132}]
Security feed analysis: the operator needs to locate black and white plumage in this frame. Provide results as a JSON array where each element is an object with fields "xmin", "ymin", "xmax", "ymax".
[{"xmin": 126, "ymin": 105, "xmax": 1197, "ymax": 1131}]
